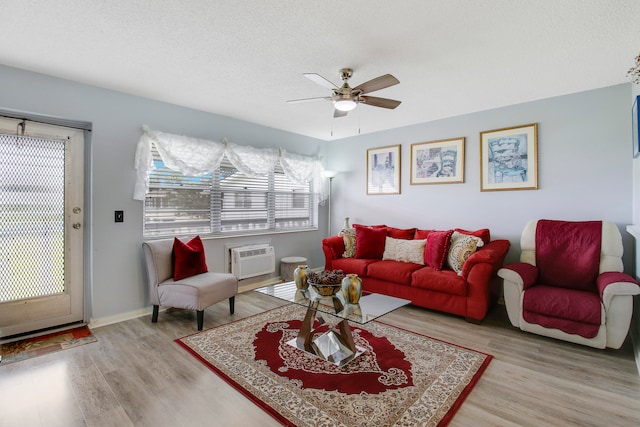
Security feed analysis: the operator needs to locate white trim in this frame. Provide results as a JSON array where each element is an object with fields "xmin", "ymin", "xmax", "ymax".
[{"xmin": 89, "ymin": 306, "xmax": 160, "ymax": 329}]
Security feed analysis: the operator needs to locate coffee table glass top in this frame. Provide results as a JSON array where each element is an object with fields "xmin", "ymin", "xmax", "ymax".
[{"xmin": 255, "ymin": 281, "xmax": 410, "ymax": 325}]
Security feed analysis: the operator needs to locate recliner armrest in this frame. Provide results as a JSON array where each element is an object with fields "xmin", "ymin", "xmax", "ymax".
[
  {"xmin": 597, "ymin": 271, "xmax": 640, "ymax": 306},
  {"xmin": 498, "ymin": 262, "xmax": 538, "ymax": 290}
]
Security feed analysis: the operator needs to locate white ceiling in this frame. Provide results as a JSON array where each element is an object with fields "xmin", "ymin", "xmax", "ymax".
[{"xmin": 2, "ymin": 1, "xmax": 640, "ymax": 141}]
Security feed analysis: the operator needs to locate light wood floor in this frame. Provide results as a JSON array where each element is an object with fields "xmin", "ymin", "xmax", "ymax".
[{"xmin": 1, "ymin": 291, "xmax": 639, "ymax": 427}]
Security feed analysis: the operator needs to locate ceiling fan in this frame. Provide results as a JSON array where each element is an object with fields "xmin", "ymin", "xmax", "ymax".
[{"xmin": 287, "ymin": 68, "xmax": 401, "ymax": 118}]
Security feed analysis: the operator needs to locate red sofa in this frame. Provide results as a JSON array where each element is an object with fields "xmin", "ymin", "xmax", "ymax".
[{"xmin": 322, "ymin": 225, "xmax": 510, "ymax": 321}]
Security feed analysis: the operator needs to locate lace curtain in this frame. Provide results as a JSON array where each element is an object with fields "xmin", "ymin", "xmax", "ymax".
[{"xmin": 133, "ymin": 127, "xmax": 327, "ymax": 202}]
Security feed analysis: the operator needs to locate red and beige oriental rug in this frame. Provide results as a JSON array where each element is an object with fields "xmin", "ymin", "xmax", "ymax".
[{"xmin": 176, "ymin": 305, "xmax": 491, "ymax": 426}]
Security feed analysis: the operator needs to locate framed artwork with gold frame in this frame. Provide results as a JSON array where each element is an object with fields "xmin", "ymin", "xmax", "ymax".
[
  {"xmin": 410, "ymin": 137, "xmax": 465, "ymax": 184},
  {"xmin": 366, "ymin": 144, "xmax": 401, "ymax": 195},
  {"xmin": 480, "ymin": 123, "xmax": 538, "ymax": 191}
]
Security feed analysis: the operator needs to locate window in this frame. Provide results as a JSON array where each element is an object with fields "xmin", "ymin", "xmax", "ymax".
[{"xmin": 144, "ymin": 146, "xmax": 317, "ymax": 237}]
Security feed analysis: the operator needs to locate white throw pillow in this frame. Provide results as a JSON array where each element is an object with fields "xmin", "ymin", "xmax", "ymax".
[
  {"xmin": 382, "ymin": 236, "xmax": 426, "ymax": 265},
  {"xmin": 447, "ymin": 231, "xmax": 484, "ymax": 274}
]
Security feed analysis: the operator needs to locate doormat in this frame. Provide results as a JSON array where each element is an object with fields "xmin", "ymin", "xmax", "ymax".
[
  {"xmin": 176, "ymin": 305, "xmax": 492, "ymax": 426},
  {"xmin": 0, "ymin": 325, "xmax": 96, "ymax": 365}
]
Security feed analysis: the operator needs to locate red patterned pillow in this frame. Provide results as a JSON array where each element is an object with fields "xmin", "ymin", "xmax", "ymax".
[
  {"xmin": 173, "ymin": 236, "xmax": 208, "ymax": 281},
  {"xmin": 355, "ymin": 226, "xmax": 388, "ymax": 259},
  {"xmin": 454, "ymin": 228, "xmax": 490, "ymax": 245},
  {"xmin": 424, "ymin": 230, "xmax": 454, "ymax": 270},
  {"xmin": 387, "ymin": 226, "xmax": 417, "ymax": 240}
]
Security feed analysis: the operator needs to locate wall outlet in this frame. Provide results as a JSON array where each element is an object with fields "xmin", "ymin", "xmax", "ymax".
[{"xmin": 115, "ymin": 210, "xmax": 124, "ymax": 222}]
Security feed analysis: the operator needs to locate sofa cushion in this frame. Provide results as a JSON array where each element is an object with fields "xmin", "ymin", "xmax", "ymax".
[
  {"xmin": 386, "ymin": 226, "xmax": 417, "ymax": 240},
  {"xmin": 523, "ymin": 285, "xmax": 601, "ymax": 338},
  {"xmin": 455, "ymin": 228, "xmax": 491, "ymax": 245},
  {"xmin": 172, "ymin": 235, "xmax": 208, "ymax": 281},
  {"xmin": 355, "ymin": 226, "xmax": 387, "ymax": 259},
  {"xmin": 447, "ymin": 231, "xmax": 484, "ymax": 274},
  {"xmin": 382, "ymin": 237, "xmax": 426, "ymax": 264},
  {"xmin": 414, "ymin": 229, "xmax": 432, "ymax": 240},
  {"xmin": 424, "ymin": 230, "xmax": 454, "ymax": 270},
  {"xmin": 331, "ymin": 257, "xmax": 378, "ymax": 277},
  {"xmin": 367, "ymin": 260, "xmax": 423, "ymax": 285},
  {"xmin": 411, "ymin": 267, "xmax": 467, "ymax": 296}
]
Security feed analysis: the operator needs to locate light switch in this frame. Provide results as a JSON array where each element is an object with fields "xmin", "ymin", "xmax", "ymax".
[{"xmin": 115, "ymin": 210, "xmax": 124, "ymax": 222}]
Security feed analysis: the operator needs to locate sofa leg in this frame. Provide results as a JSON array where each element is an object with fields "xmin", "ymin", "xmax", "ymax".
[
  {"xmin": 152, "ymin": 305, "xmax": 159, "ymax": 323},
  {"xmin": 229, "ymin": 296, "xmax": 235, "ymax": 314},
  {"xmin": 197, "ymin": 310, "xmax": 204, "ymax": 331}
]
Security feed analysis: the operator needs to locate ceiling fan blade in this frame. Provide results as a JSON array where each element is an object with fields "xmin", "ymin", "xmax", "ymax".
[
  {"xmin": 333, "ymin": 109, "xmax": 348, "ymax": 118},
  {"xmin": 286, "ymin": 96, "xmax": 331, "ymax": 104},
  {"xmin": 303, "ymin": 73, "xmax": 338, "ymax": 89},
  {"xmin": 359, "ymin": 96, "xmax": 401, "ymax": 109},
  {"xmin": 353, "ymin": 74, "xmax": 399, "ymax": 94}
]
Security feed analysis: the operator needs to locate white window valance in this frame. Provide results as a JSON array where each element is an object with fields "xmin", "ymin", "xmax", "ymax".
[{"xmin": 133, "ymin": 126, "xmax": 327, "ymax": 201}]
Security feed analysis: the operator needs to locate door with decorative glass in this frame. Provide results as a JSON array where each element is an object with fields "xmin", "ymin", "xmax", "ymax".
[{"xmin": 0, "ymin": 117, "xmax": 84, "ymax": 338}]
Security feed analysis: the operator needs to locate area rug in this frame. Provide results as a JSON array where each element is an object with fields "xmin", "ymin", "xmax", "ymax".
[
  {"xmin": 176, "ymin": 305, "xmax": 492, "ymax": 426},
  {"xmin": 0, "ymin": 325, "xmax": 96, "ymax": 365}
]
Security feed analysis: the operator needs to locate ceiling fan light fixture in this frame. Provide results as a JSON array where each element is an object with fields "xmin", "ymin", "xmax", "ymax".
[{"xmin": 333, "ymin": 98, "xmax": 357, "ymax": 112}]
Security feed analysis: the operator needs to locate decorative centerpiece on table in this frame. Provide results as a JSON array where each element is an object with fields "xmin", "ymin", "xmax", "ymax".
[{"xmin": 307, "ymin": 269, "xmax": 344, "ymax": 296}]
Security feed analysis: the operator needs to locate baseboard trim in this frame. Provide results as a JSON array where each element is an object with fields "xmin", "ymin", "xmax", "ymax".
[{"xmin": 89, "ymin": 307, "xmax": 160, "ymax": 329}]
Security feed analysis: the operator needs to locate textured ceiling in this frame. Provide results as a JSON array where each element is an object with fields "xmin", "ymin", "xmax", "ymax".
[{"xmin": 1, "ymin": 1, "xmax": 639, "ymax": 140}]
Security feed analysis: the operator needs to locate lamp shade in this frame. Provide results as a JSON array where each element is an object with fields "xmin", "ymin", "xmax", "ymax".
[
  {"xmin": 334, "ymin": 99, "xmax": 357, "ymax": 112},
  {"xmin": 323, "ymin": 170, "xmax": 339, "ymax": 179}
]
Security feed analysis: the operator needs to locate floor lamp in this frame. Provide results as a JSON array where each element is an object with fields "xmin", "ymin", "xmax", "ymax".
[{"xmin": 323, "ymin": 170, "xmax": 338, "ymax": 236}]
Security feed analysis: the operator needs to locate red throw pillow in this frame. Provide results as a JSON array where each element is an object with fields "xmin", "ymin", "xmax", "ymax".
[
  {"xmin": 454, "ymin": 228, "xmax": 491, "ymax": 245},
  {"xmin": 173, "ymin": 236, "xmax": 208, "ymax": 281},
  {"xmin": 424, "ymin": 230, "xmax": 454, "ymax": 270},
  {"xmin": 355, "ymin": 226, "xmax": 387, "ymax": 259},
  {"xmin": 387, "ymin": 226, "xmax": 417, "ymax": 240}
]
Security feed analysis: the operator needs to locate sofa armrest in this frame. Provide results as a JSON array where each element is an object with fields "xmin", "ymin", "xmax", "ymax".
[
  {"xmin": 497, "ymin": 262, "xmax": 538, "ymax": 290},
  {"xmin": 461, "ymin": 239, "xmax": 510, "ymax": 279},
  {"xmin": 597, "ymin": 271, "xmax": 640, "ymax": 307},
  {"xmin": 322, "ymin": 235, "xmax": 345, "ymax": 271}
]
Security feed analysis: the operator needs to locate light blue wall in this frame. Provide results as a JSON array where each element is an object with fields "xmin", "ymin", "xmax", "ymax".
[
  {"xmin": 0, "ymin": 64, "xmax": 635, "ymax": 325},
  {"xmin": 326, "ymin": 84, "xmax": 634, "ymax": 268},
  {"xmin": 0, "ymin": 65, "xmax": 329, "ymax": 321}
]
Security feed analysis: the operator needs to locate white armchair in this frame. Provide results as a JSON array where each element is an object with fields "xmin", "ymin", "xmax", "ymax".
[
  {"xmin": 142, "ymin": 238, "xmax": 238, "ymax": 331},
  {"xmin": 498, "ymin": 220, "xmax": 639, "ymax": 349}
]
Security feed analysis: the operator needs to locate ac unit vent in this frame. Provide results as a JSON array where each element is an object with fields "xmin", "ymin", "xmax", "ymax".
[{"xmin": 231, "ymin": 244, "xmax": 275, "ymax": 280}]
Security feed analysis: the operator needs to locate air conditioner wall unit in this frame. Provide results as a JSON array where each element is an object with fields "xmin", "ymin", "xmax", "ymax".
[{"xmin": 230, "ymin": 244, "xmax": 276, "ymax": 280}]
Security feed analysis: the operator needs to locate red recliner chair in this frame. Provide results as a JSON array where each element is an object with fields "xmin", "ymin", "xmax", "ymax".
[{"xmin": 498, "ymin": 219, "xmax": 639, "ymax": 349}]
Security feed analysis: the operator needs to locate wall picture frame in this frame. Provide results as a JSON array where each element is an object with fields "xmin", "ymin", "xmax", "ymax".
[
  {"xmin": 480, "ymin": 123, "xmax": 538, "ymax": 191},
  {"xmin": 633, "ymin": 95, "xmax": 639, "ymax": 158},
  {"xmin": 410, "ymin": 137, "xmax": 465, "ymax": 185},
  {"xmin": 366, "ymin": 144, "xmax": 401, "ymax": 195}
]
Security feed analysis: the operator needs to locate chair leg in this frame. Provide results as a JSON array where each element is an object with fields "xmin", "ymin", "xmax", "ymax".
[
  {"xmin": 152, "ymin": 305, "xmax": 159, "ymax": 323},
  {"xmin": 197, "ymin": 310, "xmax": 204, "ymax": 331},
  {"xmin": 229, "ymin": 296, "xmax": 235, "ymax": 314}
]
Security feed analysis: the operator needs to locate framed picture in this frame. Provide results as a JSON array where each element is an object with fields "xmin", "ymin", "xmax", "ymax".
[
  {"xmin": 366, "ymin": 144, "xmax": 401, "ymax": 195},
  {"xmin": 410, "ymin": 137, "xmax": 465, "ymax": 184},
  {"xmin": 480, "ymin": 123, "xmax": 538, "ymax": 191},
  {"xmin": 633, "ymin": 95, "xmax": 639, "ymax": 158}
]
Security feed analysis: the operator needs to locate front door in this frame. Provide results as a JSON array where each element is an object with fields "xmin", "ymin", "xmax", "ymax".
[{"xmin": 0, "ymin": 117, "xmax": 85, "ymax": 338}]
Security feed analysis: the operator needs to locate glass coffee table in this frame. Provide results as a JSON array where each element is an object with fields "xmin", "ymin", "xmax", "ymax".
[{"xmin": 255, "ymin": 281, "xmax": 410, "ymax": 366}]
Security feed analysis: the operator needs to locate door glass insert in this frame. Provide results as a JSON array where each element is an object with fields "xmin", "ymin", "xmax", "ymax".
[{"xmin": 0, "ymin": 133, "xmax": 66, "ymax": 302}]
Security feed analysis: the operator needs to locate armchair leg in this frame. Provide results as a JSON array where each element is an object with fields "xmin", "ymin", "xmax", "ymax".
[
  {"xmin": 152, "ymin": 305, "xmax": 159, "ymax": 323},
  {"xmin": 197, "ymin": 310, "xmax": 204, "ymax": 331},
  {"xmin": 229, "ymin": 296, "xmax": 235, "ymax": 314}
]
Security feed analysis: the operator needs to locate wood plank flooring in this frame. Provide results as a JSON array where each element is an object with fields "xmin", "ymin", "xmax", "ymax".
[{"xmin": 1, "ymin": 291, "xmax": 638, "ymax": 427}]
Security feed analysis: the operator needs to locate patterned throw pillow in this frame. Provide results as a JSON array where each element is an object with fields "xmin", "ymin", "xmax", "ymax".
[
  {"xmin": 447, "ymin": 231, "xmax": 484, "ymax": 274},
  {"xmin": 340, "ymin": 228, "xmax": 356, "ymax": 258},
  {"xmin": 382, "ymin": 237, "xmax": 426, "ymax": 264}
]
